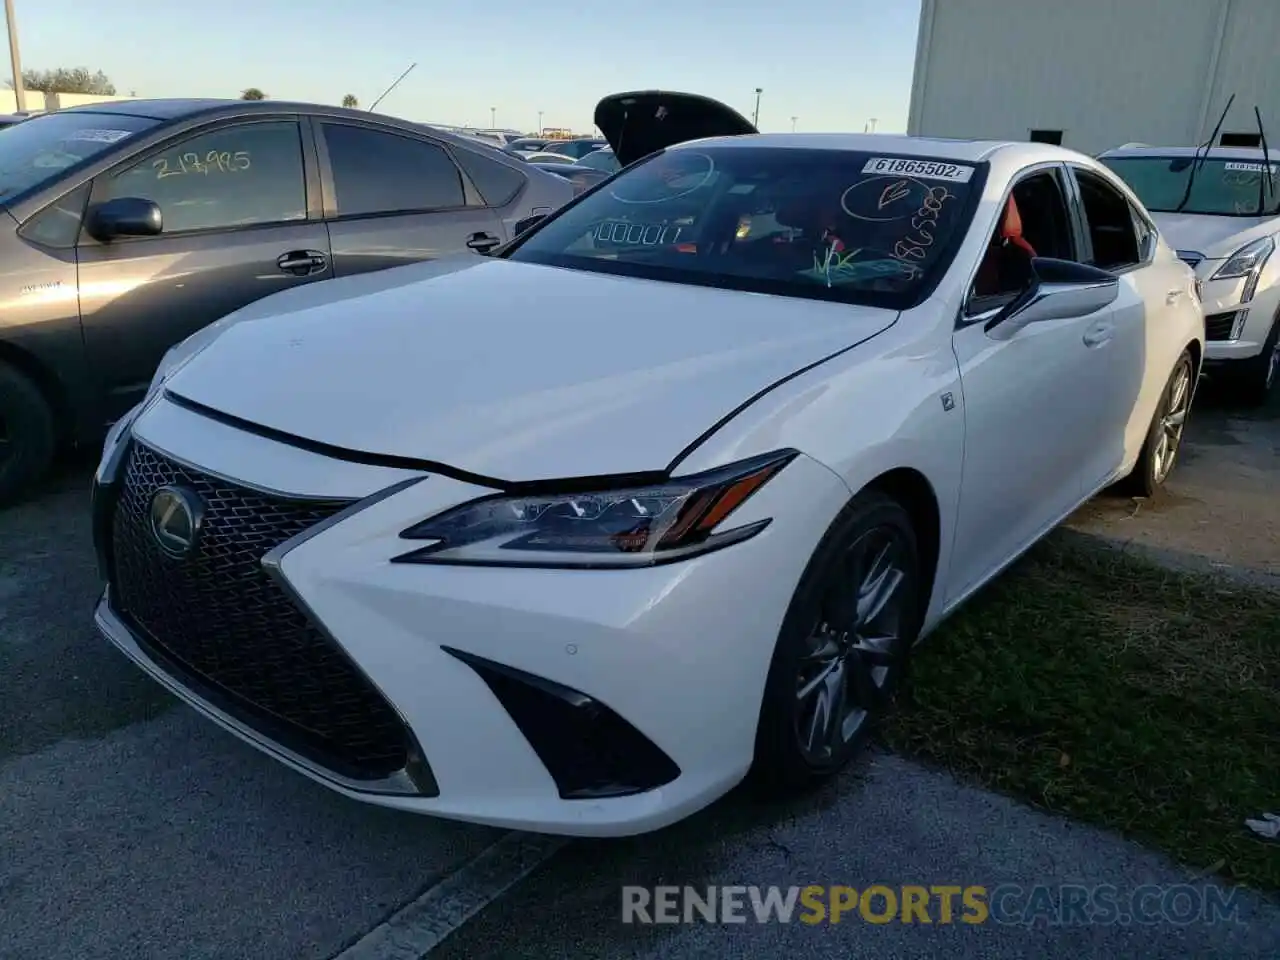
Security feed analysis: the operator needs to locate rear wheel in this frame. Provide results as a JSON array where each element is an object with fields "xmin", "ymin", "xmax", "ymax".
[
  {"xmin": 0, "ymin": 360, "xmax": 57, "ymax": 507},
  {"xmin": 1117, "ymin": 349, "xmax": 1194, "ymax": 498},
  {"xmin": 752, "ymin": 490, "xmax": 922, "ymax": 793},
  {"xmin": 1233, "ymin": 316, "xmax": 1279, "ymax": 407}
]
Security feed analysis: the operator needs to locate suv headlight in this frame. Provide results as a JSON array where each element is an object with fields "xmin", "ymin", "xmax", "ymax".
[
  {"xmin": 1212, "ymin": 236, "xmax": 1275, "ymax": 302},
  {"xmin": 393, "ymin": 450, "xmax": 797, "ymax": 569}
]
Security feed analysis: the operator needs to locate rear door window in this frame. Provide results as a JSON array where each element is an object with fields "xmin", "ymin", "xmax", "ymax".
[{"xmin": 321, "ymin": 123, "xmax": 466, "ymax": 216}]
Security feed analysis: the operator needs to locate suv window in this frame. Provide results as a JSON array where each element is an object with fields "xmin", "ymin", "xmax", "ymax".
[
  {"xmin": 99, "ymin": 121, "xmax": 306, "ymax": 233},
  {"xmin": 322, "ymin": 123, "xmax": 465, "ymax": 215},
  {"xmin": 453, "ymin": 147, "xmax": 526, "ymax": 206},
  {"xmin": 1074, "ymin": 169, "xmax": 1141, "ymax": 270},
  {"xmin": 508, "ymin": 147, "xmax": 986, "ymax": 310},
  {"xmin": 971, "ymin": 169, "xmax": 1075, "ymax": 303}
]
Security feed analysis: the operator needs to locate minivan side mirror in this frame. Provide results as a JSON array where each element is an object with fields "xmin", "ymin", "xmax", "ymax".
[
  {"xmin": 85, "ymin": 197, "xmax": 163, "ymax": 242},
  {"xmin": 986, "ymin": 257, "xmax": 1119, "ymax": 340},
  {"xmin": 512, "ymin": 214, "xmax": 545, "ymax": 237}
]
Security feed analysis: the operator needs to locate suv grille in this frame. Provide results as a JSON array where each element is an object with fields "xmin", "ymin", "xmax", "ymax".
[{"xmin": 110, "ymin": 442, "xmax": 411, "ymax": 780}]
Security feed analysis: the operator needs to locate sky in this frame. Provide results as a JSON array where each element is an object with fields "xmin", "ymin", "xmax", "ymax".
[{"xmin": 4, "ymin": 0, "xmax": 922, "ymax": 134}]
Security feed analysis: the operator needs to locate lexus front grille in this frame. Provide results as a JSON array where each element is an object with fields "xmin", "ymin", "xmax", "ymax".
[{"xmin": 109, "ymin": 442, "xmax": 413, "ymax": 781}]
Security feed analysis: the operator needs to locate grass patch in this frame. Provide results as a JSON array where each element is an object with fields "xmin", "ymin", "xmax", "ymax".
[{"xmin": 884, "ymin": 535, "xmax": 1280, "ymax": 890}]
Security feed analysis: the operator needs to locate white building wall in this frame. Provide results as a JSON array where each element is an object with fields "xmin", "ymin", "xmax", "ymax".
[{"xmin": 908, "ymin": 0, "xmax": 1280, "ymax": 156}]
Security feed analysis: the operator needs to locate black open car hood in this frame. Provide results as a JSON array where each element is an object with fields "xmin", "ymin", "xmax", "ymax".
[{"xmin": 593, "ymin": 91, "xmax": 757, "ymax": 167}]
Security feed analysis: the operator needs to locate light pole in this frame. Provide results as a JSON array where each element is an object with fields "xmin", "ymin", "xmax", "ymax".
[
  {"xmin": 537, "ymin": 110, "xmax": 543, "ymax": 134},
  {"xmin": 4, "ymin": 0, "xmax": 25, "ymax": 112},
  {"xmin": 490, "ymin": 106, "xmax": 496, "ymax": 128},
  {"xmin": 752, "ymin": 87, "xmax": 763, "ymax": 127},
  {"xmin": 791, "ymin": 116, "xmax": 797, "ymax": 132}
]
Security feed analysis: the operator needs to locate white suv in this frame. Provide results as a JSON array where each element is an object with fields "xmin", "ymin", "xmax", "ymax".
[{"xmin": 1100, "ymin": 145, "xmax": 1279, "ymax": 404}]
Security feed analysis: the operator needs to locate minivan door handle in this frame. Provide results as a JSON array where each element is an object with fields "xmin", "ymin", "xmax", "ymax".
[
  {"xmin": 466, "ymin": 232, "xmax": 502, "ymax": 253},
  {"xmin": 277, "ymin": 250, "xmax": 328, "ymax": 276}
]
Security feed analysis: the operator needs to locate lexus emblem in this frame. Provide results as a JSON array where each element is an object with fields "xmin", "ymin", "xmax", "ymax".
[{"xmin": 148, "ymin": 485, "xmax": 204, "ymax": 558}]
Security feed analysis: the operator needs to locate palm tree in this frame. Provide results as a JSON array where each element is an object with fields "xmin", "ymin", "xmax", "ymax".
[
  {"xmin": 342, "ymin": 94, "xmax": 358, "ymax": 108},
  {"xmin": 240, "ymin": 87, "xmax": 266, "ymax": 101}
]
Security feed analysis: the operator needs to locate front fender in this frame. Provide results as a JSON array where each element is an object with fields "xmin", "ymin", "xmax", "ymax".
[{"xmin": 674, "ymin": 313, "xmax": 965, "ymax": 625}]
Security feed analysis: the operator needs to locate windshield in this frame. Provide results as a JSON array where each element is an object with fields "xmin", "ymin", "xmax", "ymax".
[
  {"xmin": 1101, "ymin": 155, "xmax": 1280, "ymax": 216},
  {"xmin": 507, "ymin": 147, "xmax": 985, "ymax": 309},
  {"xmin": 0, "ymin": 110, "xmax": 157, "ymax": 201},
  {"xmin": 577, "ymin": 149, "xmax": 619, "ymax": 173}
]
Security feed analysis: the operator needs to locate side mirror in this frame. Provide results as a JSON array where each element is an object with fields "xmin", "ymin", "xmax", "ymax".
[
  {"xmin": 512, "ymin": 214, "xmax": 545, "ymax": 237},
  {"xmin": 86, "ymin": 197, "xmax": 162, "ymax": 242},
  {"xmin": 986, "ymin": 257, "xmax": 1119, "ymax": 340}
]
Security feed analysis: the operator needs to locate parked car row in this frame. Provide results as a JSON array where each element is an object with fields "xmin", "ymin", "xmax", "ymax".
[
  {"xmin": 0, "ymin": 99, "xmax": 576, "ymax": 502},
  {"xmin": 85, "ymin": 89, "xmax": 1207, "ymax": 838}
]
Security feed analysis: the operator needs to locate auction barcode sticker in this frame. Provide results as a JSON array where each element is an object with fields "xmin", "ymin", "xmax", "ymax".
[
  {"xmin": 1224, "ymin": 161, "xmax": 1279, "ymax": 173},
  {"xmin": 861, "ymin": 157, "xmax": 975, "ymax": 183}
]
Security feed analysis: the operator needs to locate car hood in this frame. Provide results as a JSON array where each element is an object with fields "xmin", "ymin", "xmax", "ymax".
[
  {"xmin": 1151, "ymin": 212, "xmax": 1277, "ymax": 259},
  {"xmin": 594, "ymin": 91, "xmax": 757, "ymax": 167},
  {"xmin": 165, "ymin": 258, "xmax": 896, "ymax": 482}
]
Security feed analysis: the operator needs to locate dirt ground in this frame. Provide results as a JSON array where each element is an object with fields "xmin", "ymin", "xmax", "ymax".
[{"xmin": 1068, "ymin": 381, "xmax": 1280, "ymax": 587}]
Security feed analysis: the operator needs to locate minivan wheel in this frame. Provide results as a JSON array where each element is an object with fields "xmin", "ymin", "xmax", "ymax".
[
  {"xmin": 751, "ymin": 489, "xmax": 922, "ymax": 794},
  {"xmin": 0, "ymin": 361, "xmax": 57, "ymax": 507}
]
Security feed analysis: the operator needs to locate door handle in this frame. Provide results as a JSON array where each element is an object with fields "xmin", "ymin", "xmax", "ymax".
[
  {"xmin": 276, "ymin": 250, "xmax": 328, "ymax": 276},
  {"xmin": 466, "ymin": 232, "xmax": 501, "ymax": 253},
  {"xmin": 1082, "ymin": 321, "xmax": 1113, "ymax": 348}
]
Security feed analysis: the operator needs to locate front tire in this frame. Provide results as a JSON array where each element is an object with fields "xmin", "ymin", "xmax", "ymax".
[
  {"xmin": 0, "ymin": 360, "xmax": 57, "ymax": 507},
  {"xmin": 751, "ymin": 489, "xmax": 922, "ymax": 794},
  {"xmin": 1118, "ymin": 348, "xmax": 1194, "ymax": 498},
  {"xmin": 1234, "ymin": 316, "xmax": 1279, "ymax": 408}
]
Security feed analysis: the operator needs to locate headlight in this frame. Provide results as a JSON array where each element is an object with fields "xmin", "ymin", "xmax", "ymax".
[
  {"xmin": 1212, "ymin": 236, "xmax": 1274, "ymax": 302},
  {"xmin": 393, "ymin": 450, "xmax": 797, "ymax": 568}
]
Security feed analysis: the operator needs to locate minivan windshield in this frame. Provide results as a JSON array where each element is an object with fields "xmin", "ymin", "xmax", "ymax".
[
  {"xmin": 0, "ymin": 110, "xmax": 157, "ymax": 201},
  {"xmin": 508, "ymin": 146, "xmax": 985, "ymax": 308},
  {"xmin": 1101, "ymin": 155, "xmax": 1280, "ymax": 217}
]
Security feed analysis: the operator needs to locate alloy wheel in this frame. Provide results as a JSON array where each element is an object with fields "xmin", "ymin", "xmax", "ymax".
[
  {"xmin": 1152, "ymin": 361, "xmax": 1191, "ymax": 485},
  {"xmin": 1266, "ymin": 339, "xmax": 1279, "ymax": 392},
  {"xmin": 794, "ymin": 526, "xmax": 911, "ymax": 762}
]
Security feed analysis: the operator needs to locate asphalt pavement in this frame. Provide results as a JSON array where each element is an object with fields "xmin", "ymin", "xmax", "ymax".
[{"xmin": 2, "ymin": 386, "xmax": 1277, "ymax": 959}]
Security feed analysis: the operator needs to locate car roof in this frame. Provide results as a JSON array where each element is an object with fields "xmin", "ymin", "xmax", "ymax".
[
  {"xmin": 669, "ymin": 132, "xmax": 1079, "ymax": 165},
  {"xmin": 56, "ymin": 98, "xmax": 405, "ymax": 124},
  {"xmin": 1098, "ymin": 144, "xmax": 1270, "ymax": 160}
]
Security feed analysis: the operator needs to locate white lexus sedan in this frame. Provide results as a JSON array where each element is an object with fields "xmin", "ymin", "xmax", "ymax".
[
  {"xmin": 1099, "ymin": 144, "xmax": 1280, "ymax": 405},
  {"xmin": 92, "ymin": 91, "xmax": 1204, "ymax": 837}
]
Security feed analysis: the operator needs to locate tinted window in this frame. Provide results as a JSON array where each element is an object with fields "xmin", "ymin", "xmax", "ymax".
[
  {"xmin": 1074, "ymin": 170, "xmax": 1141, "ymax": 269},
  {"xmin": 1101, "ymin": 155, "xmax": 1280, "ymax": 216},
  {"xmin": 322, "ymin": 123, "xmax": 465, "ymax": 215},
  {"xmin": 509, "ymin": 147, "xmax": 984, "ymax": 309},
  {"xmin": 99, "ymin": 121, "xmax": 306, "ymax": 233},
  {"xmin": 453, "ymin": 147, "xmax": 526, "ymax": 206},
  {"xmin": 0, "ymin": 110, "xmax": 157, "ymax": 201}
]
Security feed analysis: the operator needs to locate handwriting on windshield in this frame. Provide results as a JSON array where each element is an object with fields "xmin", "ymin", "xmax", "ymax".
[
  {"xmin": 592, "ymin": 221, "xmax": 684, "ymax": 246},
  {"xmin": 154, "ymin": 151, "xmax": 252, "ymax": 179},
  {"xmin": 891, "ymin": 185, "xmax": 954, "ymax": 265}
]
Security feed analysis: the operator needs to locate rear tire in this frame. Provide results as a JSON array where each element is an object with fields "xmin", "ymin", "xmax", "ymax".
[
  {"xmin": 1117, "ymin": 349, "xmax": 1194, "ymax": 498},
  {"xmin": 1233, "ymin": 316, "xmax": 1279, "ymax": 408},
  {"xmin": 0, "ymin": 360, "xmax": 57, "ymax": 507},
  {"xmin": 751, "ymin": 489, "xmax": 922, "ymax": 795}
]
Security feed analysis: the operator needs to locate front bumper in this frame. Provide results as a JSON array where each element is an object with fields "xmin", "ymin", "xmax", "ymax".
[
  {"xmin": 92, "ymin": 395, "xmax": 850, "ymax": 836},
  {"xmin": 1194, "ymin": 272, "xmax": 1280, "ymax": 362}
]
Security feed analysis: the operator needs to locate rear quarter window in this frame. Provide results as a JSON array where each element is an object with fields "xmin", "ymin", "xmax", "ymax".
[{"xmin": 454, "ymin": 147, "xmax": 526, "ymax": 207}]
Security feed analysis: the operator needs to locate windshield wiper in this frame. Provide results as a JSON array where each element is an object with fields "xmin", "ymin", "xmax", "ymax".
[
  {"xmin": 1256, "ymin": 105, "xmax": 1274, "ymax": 216},
  {"xmin": 1177, "ymin": 93, "xmax": 1234, "ymax": 213}
]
